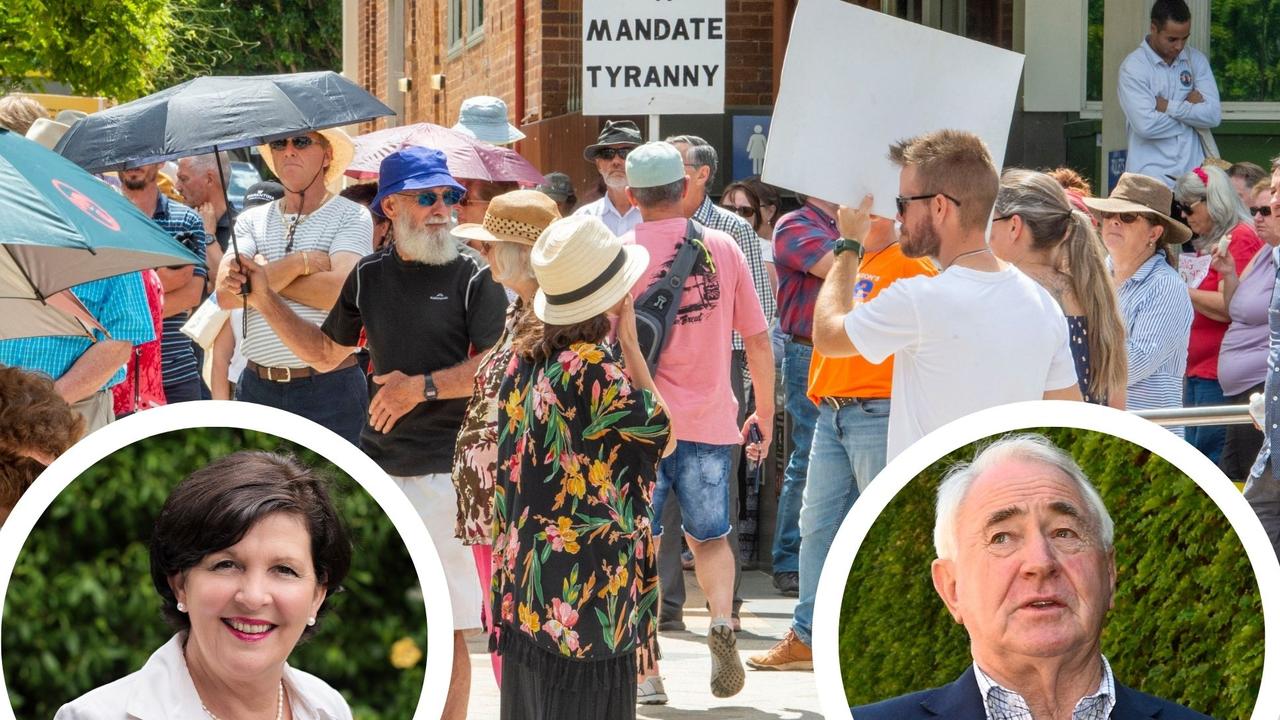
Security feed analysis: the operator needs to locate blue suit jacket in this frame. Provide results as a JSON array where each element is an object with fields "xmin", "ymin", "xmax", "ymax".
[{"xmin": 851, "ymin": 667, "xmax": 1214, "ymax": 720}]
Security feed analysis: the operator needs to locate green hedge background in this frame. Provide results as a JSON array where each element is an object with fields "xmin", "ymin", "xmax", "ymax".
[
  {"xmin": 839, "ymin": 427, "xmax": 1264, "ymax": 717},
  {"xmin": 2, "ymin": 428, "xmax": 427, "ymax": 720}
]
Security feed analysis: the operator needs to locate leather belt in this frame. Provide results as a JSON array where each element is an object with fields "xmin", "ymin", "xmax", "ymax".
[
  {"xmin": 790, "ymin": 334, "xmax": 813, "ymax": 347},
  {"xmin": 821, "ymin": 396, "xmax": 883, "ymax": 410},
  {"xmin": 246, "ymin": 355, "xmax": 357, "ymax": 382}
]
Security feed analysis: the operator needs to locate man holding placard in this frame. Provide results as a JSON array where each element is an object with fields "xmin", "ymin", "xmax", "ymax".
[{"xmin": 811, "ymin": 130, "xmax": 1081, "ymax": 459}]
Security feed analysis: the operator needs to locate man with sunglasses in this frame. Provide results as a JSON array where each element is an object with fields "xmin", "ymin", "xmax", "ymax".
[
  {"xmin": 812, "ymin": 129, "xmax": 1080, "ymax": 459},
  {"xmin": 573, "ymin": 120, "xmax": 644, "ymax": 235},
  {"xmin": 226, "ymin": 146, "xmax": 508, "ymax": 720},
  {"xmin": 215, "ymin": 128, "xmax": 373, "ymax": 444}
]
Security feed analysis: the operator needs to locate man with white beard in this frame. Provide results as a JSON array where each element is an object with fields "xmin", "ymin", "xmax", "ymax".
[
  {"xmin": 227, "ymin": 146, "xmax": 508, "ymax": 720},
  {"xmin": 572, "ymin": 120, "xmax": 644, "ymax": 235}
]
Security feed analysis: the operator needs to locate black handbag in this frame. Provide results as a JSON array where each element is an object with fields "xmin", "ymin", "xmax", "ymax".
[{"xmin": 633, "ymin": 220, "xmax": 705, "ymax": 374}]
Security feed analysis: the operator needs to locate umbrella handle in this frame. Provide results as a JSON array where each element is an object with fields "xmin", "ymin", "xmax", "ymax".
[{"xmin": 213, "ymin": 146, "xmax": 251, "ymax": 337}]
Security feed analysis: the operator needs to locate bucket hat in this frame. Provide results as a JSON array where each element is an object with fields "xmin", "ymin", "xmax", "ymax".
[
  {"xmin": 369, "ymin": 146, "xmax": 466, "ymax": 218},
  {"xmin": 1082, "ymin": 172, "xmax": 1191, "ymax": 245},
  {"xmin": 532, "ymin": 216, "xmax": 650, "ymax": 325},
  {"xmin": 583, "ymin": 120, "xmax": 643, "ymax": 161},
  {"xmin": 452, "ymin": 96, "xmax": 525, "ymax": 145}
]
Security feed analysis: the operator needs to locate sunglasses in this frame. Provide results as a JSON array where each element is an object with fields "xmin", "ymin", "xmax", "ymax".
[
  {"xmin": 268, "ymin": 135, "xmax": 316, "ymax": 151},
  {"xmin": 1100, "ymin": 211, "xmax": 1142, "ymax": 224},
  {"xmin": 895, "ymin": 192, "xmax": 962, "ymax": 216},
  {"xmin": 595, "ymin": 147, "xmax": 631, "ymax": 161},
  {"xmin": 1252, "ymin": 205, "xmax": 1273, "ymax": 218},
  {"xmin": 400, "ymin": 189, "xmax": 465, "ymax": 207},
  {"xmin": 723, "ymin": 204, "xmax": 757, "ymax": 218}
]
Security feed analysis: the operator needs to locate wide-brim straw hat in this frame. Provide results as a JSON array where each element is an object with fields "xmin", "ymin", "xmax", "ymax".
[
  {"xmin": 1082, "ymin": 172, "xmax": 1191, "ymax": 246},
  {"xmin": 454, "ymin": 189, "xmax": 561, "ymax": 246},
  {"xmin": 532, "ymin": 216, "xmax": 650, "ymax": 325},
  {"xmin": 258, "ymin": 127, "xmax": 354, "ymax": 194}
]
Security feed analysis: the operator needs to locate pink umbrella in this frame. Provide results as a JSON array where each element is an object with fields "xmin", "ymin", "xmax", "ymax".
[{"xmin": 347, "ymin": 122, "xmax": 546, "ymax": 186}]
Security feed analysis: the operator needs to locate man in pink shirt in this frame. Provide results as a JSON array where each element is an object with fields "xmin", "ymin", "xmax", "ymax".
[{"xmin": 621, "ymin": 141, "xmax": 775, "ymax": 700}]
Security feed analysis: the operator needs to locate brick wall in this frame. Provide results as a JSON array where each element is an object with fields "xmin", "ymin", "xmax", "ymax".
[
  {"xmin": 357, "ymin": 0, "xmax": 391, "ymax": 133},
  {"xmin": 726, "ymin": 0, "xmax": 775, "ymax": 106}
]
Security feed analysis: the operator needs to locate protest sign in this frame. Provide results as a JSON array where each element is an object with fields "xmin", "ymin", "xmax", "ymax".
[
  {"xmin": 762, "ymin": 0, "xmax": 1024, "ymax": 217},
  {"xmin": 583, "ymin": 0, "xmax": 726, "ymax": 116}
]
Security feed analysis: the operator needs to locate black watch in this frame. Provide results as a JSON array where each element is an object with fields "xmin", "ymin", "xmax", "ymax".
[
  {"xmin": 423, "ymin": 373, "xmax": 439, "ymax": 401},
  {"xmin": 834, "ymin": 237, "xmax": 865, "ymax": 259}
]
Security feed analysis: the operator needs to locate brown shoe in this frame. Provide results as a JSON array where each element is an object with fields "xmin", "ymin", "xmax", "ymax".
[{"xmin": 745, "ymin": 630, "xmax": 813, "ymax": 671}]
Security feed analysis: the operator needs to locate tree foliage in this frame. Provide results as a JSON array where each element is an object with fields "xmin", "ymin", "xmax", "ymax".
[
  {"xmin": 839, "ymin": 427, "xmax": 1263, "ymax": 718},
  {"xmin": 3, "ymin": 428, "xmax": 426, "ymax": 720}
]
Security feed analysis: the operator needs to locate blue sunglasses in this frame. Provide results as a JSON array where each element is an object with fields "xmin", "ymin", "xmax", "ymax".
[{"xmin": 400, "ymin": 188, "xmax": 465, "ymax": 207}]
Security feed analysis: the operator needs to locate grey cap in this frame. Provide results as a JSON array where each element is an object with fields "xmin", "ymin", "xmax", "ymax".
[
  {"xmin": 537, "ymin": 172, "xmax": 576, "ymax": 202},
  {"xmin": 625, "ymin": 142, "xmax": 685, "ymax": 189}
]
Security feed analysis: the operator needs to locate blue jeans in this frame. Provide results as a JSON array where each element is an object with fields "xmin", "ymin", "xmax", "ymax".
[
  {"xmin": 772, "ymin": 339, "xmax": 818, "ymax": 574},
  {"xmin": 236, "ymin": 364, "xmax": 368, "ymax": 446},
  {"xmin": 653, "ymin": 441, "xmax": 735, "ymax": 541},
  {"xmin": 1185, "ymin": 376, "xmax": 1227, "ymax": 465},
  {"xmin": 792, "ymin": 398, "xmax": 889, "ymax": 645}
]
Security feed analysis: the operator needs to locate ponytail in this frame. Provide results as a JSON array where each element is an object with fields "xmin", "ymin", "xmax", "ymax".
[{"xmin": 1063, "ymin": 209, "xmax": 1128, "ymax": 402}]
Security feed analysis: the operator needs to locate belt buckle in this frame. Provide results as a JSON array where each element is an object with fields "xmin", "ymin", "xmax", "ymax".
[{"xmin": 269, "ymin": 366, "xmax": 292, "ymax": 383}]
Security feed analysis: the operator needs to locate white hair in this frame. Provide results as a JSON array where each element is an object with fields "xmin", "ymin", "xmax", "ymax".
[
  {"xmin": 182, "ymin": 152, "xmax": 232, "ymax": 189},
  {"xmin": 933, "ymin": 434, "xmax": 1114, "ymax": 560},
  {"xmin": 489, "ymin": 242, "xmax": 536, "ymax": 285}
]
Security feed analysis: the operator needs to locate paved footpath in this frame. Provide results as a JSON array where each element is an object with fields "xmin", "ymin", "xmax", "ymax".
[{"xmin": 466, "ymin": 568, "xmax": 824, "ymax": 719}]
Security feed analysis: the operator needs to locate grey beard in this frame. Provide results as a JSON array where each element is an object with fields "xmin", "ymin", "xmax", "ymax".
[{"xmin": 396, "ymin": 220, "xmax": 458, "ymax": 265}]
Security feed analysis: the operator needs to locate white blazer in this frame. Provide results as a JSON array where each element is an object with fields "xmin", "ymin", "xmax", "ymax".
[{"xmin": 54, "ymin": 634, "xmax": 353, "ymax": 720}]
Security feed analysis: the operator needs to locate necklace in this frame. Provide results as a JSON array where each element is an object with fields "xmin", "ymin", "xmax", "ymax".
[
  {"xmin": 947, "ymin": 247, "xmax": 992, "ymax": 267},
  {"xmin": 201, "ymin": 680, "xmax": 284, "ymax": 720},
  {"xmin": 280, "ymin": 192, "xmax": 331, "ymax": 253}
]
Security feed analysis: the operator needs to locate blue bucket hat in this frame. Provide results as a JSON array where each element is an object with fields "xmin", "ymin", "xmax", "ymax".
[{"xmin": 370, "ymin": 146, "xmax": 467, "ymax": 217}]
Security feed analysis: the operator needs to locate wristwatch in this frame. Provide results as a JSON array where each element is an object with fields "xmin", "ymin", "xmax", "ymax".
[
  {"xmin": 834, "ymin": 237, "xmax": 865, "ymax": 259},
  {"xmin": 423, "ymin": 373, "xmax": 439, "ymax": 401}
]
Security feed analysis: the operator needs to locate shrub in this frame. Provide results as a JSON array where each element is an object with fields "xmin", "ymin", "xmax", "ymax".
[
  {"xmin": 840, "ymin": 427, "xmax": 1263, "ymax": 717},
  {"xmin": 3, "ymin": 428, "xmax": 427, "ymax": 720}
]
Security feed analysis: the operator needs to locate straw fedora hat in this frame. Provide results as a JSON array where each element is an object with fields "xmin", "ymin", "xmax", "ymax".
[
  {"xmin": 532, "ymin": 216, "xmax": 650, "ymax": 325},
  {"xmin": 258, "ymin": 127, "xmax": 354, "ymax": 193},
  {"xmin": 1082, "ymin": 172, "xmax": 1191, "ymax": 246},
  {"xmin": 454, "ymin": 190, "xmax": 561, "ymax": 246}
]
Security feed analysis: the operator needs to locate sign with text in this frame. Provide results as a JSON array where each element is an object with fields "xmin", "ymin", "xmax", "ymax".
[
  {"xmin": 761, "ymin": 0, "xmax": 1024, "ymax": 217},
  {"xmin": 583, "ymin": 0, "xmax": 726, "ymax": 116}
]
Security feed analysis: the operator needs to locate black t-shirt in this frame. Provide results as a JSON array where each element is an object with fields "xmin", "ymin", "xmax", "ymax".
[{"xmin": 321, "ymin": 248, "xmax": 508, "ymax": 475}]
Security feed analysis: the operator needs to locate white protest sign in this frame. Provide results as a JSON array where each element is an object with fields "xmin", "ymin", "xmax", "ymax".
[
  {"xmin": 762, "ymin": 0, "xmax": 1024, "ymax": 218},
  {"xmin": 583, "ymin": 0, "xmax": 726, "ymax": 116}
]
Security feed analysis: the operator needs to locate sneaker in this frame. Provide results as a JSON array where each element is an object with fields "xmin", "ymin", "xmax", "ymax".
[
  {"xmin": 772, "ymin": 571, "xmax": 800, "ymax": 597},
  {"xmin": 637, "ymin": 676, "xmax": 668, "ymax": 705},
  {"xmin": 745, "ymin": 629, "xmax": 813, "ymax": 671},
  {"xmin": 708, "ymin": 621, "xmax": 745, "ymax": 698},
  {"xmin": 658, "ymin": 610, "xmax": 685, "ymax": 632}
]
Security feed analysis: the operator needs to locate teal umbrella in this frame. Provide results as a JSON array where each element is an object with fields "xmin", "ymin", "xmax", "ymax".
[{"xmin": 0, "ymin": 128, "xmax": 200, "ymax": 313}]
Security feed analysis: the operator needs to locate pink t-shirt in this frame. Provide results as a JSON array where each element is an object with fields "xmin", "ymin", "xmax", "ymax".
[{"xmin": 623, "ymin": 217, "xmax": 769, "ymax": 445}]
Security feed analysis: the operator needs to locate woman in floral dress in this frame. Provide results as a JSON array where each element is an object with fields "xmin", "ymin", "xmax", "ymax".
[{"xmin": 491, "ymin": 216, "xmax": 675, "ymax": 719}]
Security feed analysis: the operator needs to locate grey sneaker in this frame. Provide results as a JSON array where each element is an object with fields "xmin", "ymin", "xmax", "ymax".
[
  {"xmin": 637, "ymin": 676, "xmax": 668, "ymax": 704},
  {"xmin": 708, "ymin": 622, "xmax": 745, "ymax": 698}
]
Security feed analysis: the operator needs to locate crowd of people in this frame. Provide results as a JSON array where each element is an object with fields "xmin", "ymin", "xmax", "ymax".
[{"xmin": 4, "ymin": 0, "xmax": 1280, "ymax": 716}]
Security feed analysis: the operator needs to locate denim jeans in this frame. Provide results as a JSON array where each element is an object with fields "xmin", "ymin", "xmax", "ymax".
[
  {"xmin": 236, "ymin": 364, "xmax": 368, "ymax": 446},
  {"xmin": 653, "ymin": 441, "xmax": 735, "ymax": 541},
  {"xmin": 772, "ymin": 339, "xmax": 818, "ymax": 574},
  {"xmin": 1185, "ymin": 376, "xmax": 1227, "ymax": 465},
  {"xmin": 792, "ymin": 398, "xmax": 890, "ymax": 645}
]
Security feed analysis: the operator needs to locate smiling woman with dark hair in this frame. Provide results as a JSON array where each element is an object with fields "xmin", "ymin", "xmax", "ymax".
[{"xmin": 55, "ymin": 451, "xmax": 354, "ymax": 719}]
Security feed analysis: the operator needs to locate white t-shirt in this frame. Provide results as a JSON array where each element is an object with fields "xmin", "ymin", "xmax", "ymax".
[
  {"xmin": 234, "ymin": 196, "xmax": 373, "ymax": 368},
  {"xmin": 844, "ymin": 264, "xmax": 1078, "ymax": 459}
]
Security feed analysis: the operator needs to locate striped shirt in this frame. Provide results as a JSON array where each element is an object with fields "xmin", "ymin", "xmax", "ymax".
[
  {"xmin": 234, "ymin": 196, "xmax": 373, "ymax": 368},
  {"xmin": 693, "ymin": 195, "xmax": 776, "ymax": 350},
  {"xmin": 151, "ymin": 195, "xmax": 208, "ymax": 388},
  {"xmin": 0, "ymin": 273, "xmax": 154, "ymax": 390},
  {"xmin": 1117, "ymin": 252, "xmax": 1193, "ymax": 435},
  {"xmin": 974, "ymin": 656, "xmax": 1116, "ymax": 720}
]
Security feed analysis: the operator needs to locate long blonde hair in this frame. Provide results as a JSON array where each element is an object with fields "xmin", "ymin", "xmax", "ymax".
[{"xmin": 995, "ymin": 169, "xmax": 1127, "ymax": 402}]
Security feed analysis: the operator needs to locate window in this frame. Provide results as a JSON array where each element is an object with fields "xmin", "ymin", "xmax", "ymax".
[
  {"xmin": 447, "ymin": 0, "xmax": 463, "ymax": 53},
  {"xmin": 467, "ymin": 0, "xmax": 484, "ymax": 42}
]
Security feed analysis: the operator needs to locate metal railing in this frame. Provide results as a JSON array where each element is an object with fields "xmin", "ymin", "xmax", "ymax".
[{"xmin": 1134, "ymin": 405, "xmax": 1254, "ymax": 428}]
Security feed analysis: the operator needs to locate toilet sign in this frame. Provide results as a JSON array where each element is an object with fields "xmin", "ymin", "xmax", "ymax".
[{"xmin": 583, "ymin": 0, "xmax": 726, "ymax": 115}]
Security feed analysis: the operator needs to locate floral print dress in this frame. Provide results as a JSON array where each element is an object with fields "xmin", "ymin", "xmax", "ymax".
[{"xmin": 490, "ymin": 340, "xmax": 670, "ymax": 692}]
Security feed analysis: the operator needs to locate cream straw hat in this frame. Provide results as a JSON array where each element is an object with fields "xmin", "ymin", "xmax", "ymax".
[{"xmin": 532, "ymin": 216, "xmax": 650, "ymax": 325}]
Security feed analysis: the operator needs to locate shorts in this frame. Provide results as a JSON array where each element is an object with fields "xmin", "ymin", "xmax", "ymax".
[
  {"xmin": 392, "ymin": 472, "xmax": 484, "ymax": 631},
  {"xmin": 652, "ymin": 441, "xmax": 734, "ymax": 541}
]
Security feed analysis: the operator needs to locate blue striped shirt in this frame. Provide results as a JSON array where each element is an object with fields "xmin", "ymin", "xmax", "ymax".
[
  {"xmin": 151, "ymin": 195, "xmax": 208, "ymax": 388},
  {"xmin": 694, "ymin": 195, "xmax": 776, "ymax": 351},
  {"xmin": 0, "ymin": 272, "xmax": 154, "ymax": 389},
  {"xmin": 1117, "ymin": 252, "xmax": 1193, "ymax": 435}
]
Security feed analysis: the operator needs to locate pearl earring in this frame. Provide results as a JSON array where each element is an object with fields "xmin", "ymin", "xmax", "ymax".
[
  {"xmin": 307, "ymin": 617, "xmax": 316, "ymax": 626},
  {"xmin": 177, "ymin": 602, "xmax": 187, "ymax": 613}
]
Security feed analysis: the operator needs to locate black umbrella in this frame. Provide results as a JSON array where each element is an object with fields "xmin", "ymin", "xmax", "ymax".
[{"xmin": 55, "ymin": 71, "xmax": 393, "ymax": 324}]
